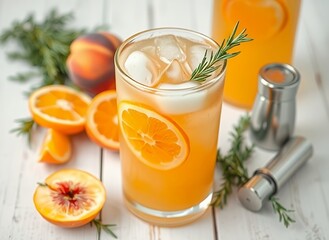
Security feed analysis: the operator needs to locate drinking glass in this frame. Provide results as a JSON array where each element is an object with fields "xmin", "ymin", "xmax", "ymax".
[{"xmin": 114, "ymin": 28, "xmax": 226, "ymax": 226}]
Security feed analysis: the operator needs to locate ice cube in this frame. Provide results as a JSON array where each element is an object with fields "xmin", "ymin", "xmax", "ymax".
[
  {"xmin": 154, "ymin": 81, "xmax": 207, "ymax": 114},
  {"xmin": 157, "ymin": 59, "xmax": 190, "ymax": 84},
  {"xmin": 155, "ymin": 35, "xmax": 186, "ymax": 64},
  {"xmin": 124, "ymin": 51, "xmax": 157, "ymax": 86},
  {"xmin": 187, "ymin": 45, "xmax": 212, "ymax": 71}
]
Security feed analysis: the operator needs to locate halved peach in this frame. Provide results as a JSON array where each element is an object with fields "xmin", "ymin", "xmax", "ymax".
[{"xmin": 33, "ymin": 169, "xmax": 106, "ymax": 228}]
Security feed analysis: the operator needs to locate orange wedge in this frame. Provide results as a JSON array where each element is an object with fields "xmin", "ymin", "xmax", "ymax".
[
  {"xmin": 33, "ymin": 169, "xmax": 106, "ymax": 228},
  {"xmin": 86, "ymin": 90, "xmax": 119, "ymax": 150},
  {"xmin": 118, "ymin": 101, "xmax": 190, "ymax": 170},
  {"xmin": 29, "ymin": 85, "xmax": 91, "ymax": 135},
  {"xmin": 38, "ymin": 129, "xmax": 72, "ymax": 164}
]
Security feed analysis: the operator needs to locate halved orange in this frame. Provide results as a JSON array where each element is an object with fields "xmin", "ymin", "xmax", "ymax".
[
  {"xmin": 85, "ymin": 90, "xmax": 119, "ymax": 150},
  {"xmin": 38, "ymin": 129, "xmax": 72, "ymax": 164},
  {"xmin": 33, "ymin": 169, "xmax": 106, "ymax": 228},
  {"xmin": 29, "ymin": 85, "xmax": 91, "ymax": 135},
  {"xmin": 118, "ymin": 101, "xmax": 190, "ymax": 170}
]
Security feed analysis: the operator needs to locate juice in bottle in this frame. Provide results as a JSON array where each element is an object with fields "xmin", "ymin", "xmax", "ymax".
[
  {"xmin": 114, "ymin": 28, "xmax": 226, "ymax": 226},
  {"xmin": 212, "ymin": 0, "xmax": 301, "ymax": 109}
]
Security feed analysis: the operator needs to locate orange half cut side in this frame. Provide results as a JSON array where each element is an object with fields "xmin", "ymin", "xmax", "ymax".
[{"xmin": 29, "ymin": 85, "xmax": 91, "ymax": 134}]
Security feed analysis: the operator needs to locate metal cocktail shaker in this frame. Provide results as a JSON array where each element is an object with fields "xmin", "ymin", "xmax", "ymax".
[
  {"xmin": 250, "ymin": 63, "xmax": 300, "ymax": 151},
  {"xmin": 238, "ymin": 136, "xmax": 313, "ymax": 211}
]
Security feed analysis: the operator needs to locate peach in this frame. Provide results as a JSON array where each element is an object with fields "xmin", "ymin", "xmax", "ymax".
[{"xmin": 67, "ymin": 32, "xmax": 122, "ymax": 96}]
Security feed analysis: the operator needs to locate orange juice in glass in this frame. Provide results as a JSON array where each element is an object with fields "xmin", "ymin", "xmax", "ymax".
[
  {"xmin": 114, "ymin": 28, "xmax": 226, "ymax": 226},
  {"xmin": 212, "ymin": 0, "xmax": 301, "ymax": 109}
]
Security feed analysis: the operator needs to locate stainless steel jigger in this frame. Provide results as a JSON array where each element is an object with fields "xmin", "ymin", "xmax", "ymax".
[
  {"xmin": 250, "ymin": 63, "xmax": 300, "ymax": 151},
  {"xmin": 238, "ymin": 136, "xmax": 313, "ymax": 211}
]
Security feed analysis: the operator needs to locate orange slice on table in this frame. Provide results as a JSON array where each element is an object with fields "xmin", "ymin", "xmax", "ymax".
[
  {"xmin": 85, "ymin": 90, "xmax": 119, "ymax": 150},
  {"xmin": 38, "ymin": 129, "xmax": 72, "ymax": 164},
  {"xmin": 29, "ymin": 85, "xmax": 91, "ymax": 135},
  {"xmin": 33, "ymin": 169, "xmax": 106, "ymax": 228},
  {"xmin": 118, "ymin": 101, "xmax": 190, "ymax": 170}
]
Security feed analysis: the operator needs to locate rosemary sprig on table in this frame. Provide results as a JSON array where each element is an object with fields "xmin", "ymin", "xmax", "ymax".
[
  {"xmin": 190, "ymin": 22, "xmax": 252, "ymax": 82},
  {"xmin": 10, "ymin": 118, "xmax": 35, "ymax": 145},
  {"xmin": 92, "ymin": 219, "xmax": 117, "ymax": 239},
  {"xmin": 270, "ymin": 196, "xmax": 296, "ymax": 228},
  {"xmin": 0, "ymin": 9, "xmax": 86, "ymax": 141},
  {"xmin": 0, "ymin": 8, "xmax": 85, "ymax": 92},
  {"xmin": 213, "ymin": 115, "xmax": 296, "ymax": 227},
  {"xmin": 212, "ymin": 115, "xmax": 253, "ymax": 208}
]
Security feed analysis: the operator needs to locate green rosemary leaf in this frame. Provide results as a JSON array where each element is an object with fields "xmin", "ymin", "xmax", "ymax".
[
  {"xmin": 0, "ymin": 8, "xmax": 86, "ymax": 89},
  {"xmin": 213, "ymin": 115, "xmax": 295, "ymax": 228},
  {"xmin": 92, "ymin": 219, "xmax": 102, "ymax": 240},
  {"xmin": 0, "ymin": 8, "xmax": 87, "ymax": 141},
  {"xmin": 212, "ymin": 179, "xmax": 232, "ymax": 208},
  {"xmin": 10, "ymin": 118, "xmax": 35, "ymax": 144},
  {"xmin": 6, "ymin": 51, "xmax": 29, "ymax": 61},
  {"xmin": 92, "ymin": 219, "xmax": 117, "ymax": 239},
  {"xmin": 190, "ymin": 22, "xmax": 252, "ymax": 82},
  {"xmin": 37, "ymin": 182, "xmax": 48, "ymax": 187},
  {"xmin": 9, "ymin": 72, "xmax": 40, "ymax": 82},
  {"xmin": 102, "ymin": 224, "xmax": 118, "ymax": 239},
  {"xmin": 212, "ymin": 114, "xmax": 253, "ymax": 207},
  {"xmin": 270, "ymin": 196, "xmax": 295, "ymax": 228}
]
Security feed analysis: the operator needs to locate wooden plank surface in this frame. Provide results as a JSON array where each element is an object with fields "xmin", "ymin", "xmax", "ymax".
[{"xmin": 0, "ymin": 0, "xmax": 328, "ymax": 239}]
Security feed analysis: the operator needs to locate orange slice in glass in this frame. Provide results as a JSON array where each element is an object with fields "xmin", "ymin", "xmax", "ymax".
[
  {"xmin": 118, "ymin": 101, "xmax": 190, "ymax": 170},
  {"xmin": 29, "ymin": 85, "xmax": 91, "ymax": 135},
  {"xmin": 85, "ymin": 90, "xmax": 119, "ymax": 150},
  {"xmin": 33, "ymin": 169, "xmax": 106, "ymax": 228},
  {"xmin": 38, "ymin": 129, "xmax": 72, "ymax": 164}
]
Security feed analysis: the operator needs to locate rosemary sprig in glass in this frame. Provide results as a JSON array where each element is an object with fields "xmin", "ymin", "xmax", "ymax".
[
  {"xmin": 190, "ymin": 22, "xmax": 252, "ymax": 82},
  {"xmin": 213, "ymin": 115, "xmax": 296, "ymax": 228}
]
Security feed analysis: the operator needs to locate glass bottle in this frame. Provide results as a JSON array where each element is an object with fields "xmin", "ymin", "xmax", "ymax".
[{"xmin": 212, "ymin": 0, "xmax": 301, "ymax": 109}]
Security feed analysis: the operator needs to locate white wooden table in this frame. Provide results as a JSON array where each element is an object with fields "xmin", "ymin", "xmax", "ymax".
[{"xmin": 1, "ymin": 0, "xmax": 329, "ymax": 239}]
